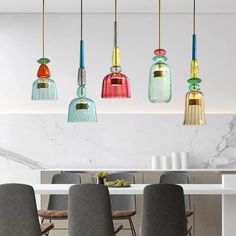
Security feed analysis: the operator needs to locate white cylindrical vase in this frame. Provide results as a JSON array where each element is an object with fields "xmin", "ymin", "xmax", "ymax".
[
  {"xmin": 172, "ymin": 152, "xmax": 180, "ymax": 170},
  {"xmin": 151, "ymin": 156, "xmax": 160, "ymax": 169},
  {"xmin": 161, "ymin": 155, "xmax": 170, "ymax": 170},
  {"xmin": 181, "ymin": 152, "xmax": 189, "ymax": 169}
]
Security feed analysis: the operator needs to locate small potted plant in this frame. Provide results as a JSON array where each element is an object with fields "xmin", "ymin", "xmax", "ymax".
[{"xmin": 96, "ymin": 172, "xmax": 108, "ymax": 185}]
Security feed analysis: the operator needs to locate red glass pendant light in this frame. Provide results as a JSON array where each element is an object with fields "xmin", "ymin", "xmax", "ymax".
[{"xmin": 101, "ymin": 0, "xmax": 131, "ymax": 98}]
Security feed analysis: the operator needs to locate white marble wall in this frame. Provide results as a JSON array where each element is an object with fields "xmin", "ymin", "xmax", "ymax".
[{"xmin": 0, "ymin": 113, "xmax": 235, "ymax": 184}]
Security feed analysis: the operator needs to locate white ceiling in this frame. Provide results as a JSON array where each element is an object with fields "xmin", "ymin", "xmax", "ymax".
[{"xmin": 0, "ymin": 0, "xmax": 236, "ymax": 13}]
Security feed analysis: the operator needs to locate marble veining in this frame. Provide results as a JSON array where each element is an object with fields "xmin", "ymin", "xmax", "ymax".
[
  {"xmin": 0, "ymin": 146, "xmax": 48, "ymax": 169},
  {"xmin": 0, "ymin": 113, "xmax": 234, "ymax": 184}
]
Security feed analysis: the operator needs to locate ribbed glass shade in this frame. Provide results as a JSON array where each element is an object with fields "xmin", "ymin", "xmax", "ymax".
[
  {"xmin": 183, "ymin": 91, "xmax": 206, "ymax": 125},
  {"xmin": 32, "ymin": 78, "xmax": 57, "ymax": 100},
  {"xmin": 101, "ymin": 71, "xmax": 131, "ymax": 98},
  {"xmin": 68, "ymin": 87, "xmax": 97, "ymax": 122},
  {"xmin": 148, "ymin": 54, "xmax": 171, "ymax": 103},
  {"xmin": 32, "ymin": 60, "xmax": 57, "ymax": 101}
]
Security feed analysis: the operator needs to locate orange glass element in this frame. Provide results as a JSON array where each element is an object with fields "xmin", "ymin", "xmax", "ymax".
[{"xmin": 37, "ymin": 64, "xmax": 51, "ymax": 78}]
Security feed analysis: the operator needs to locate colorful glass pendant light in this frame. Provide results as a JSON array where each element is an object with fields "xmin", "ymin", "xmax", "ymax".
[
  {"xmin": 148, "ymin": 0, "xmax": 171, "ymax": 103},
  {"xmin": 68, "ymin": 0, "xmax": 97, "ymax": 123},
  {"xmin": 32, "ymin": 0, "xmax": 57, "ymax": 101},
  {"xmin": 101, "ymin": 0, "xmax": 131, "ymax": 98},
  {"xmin": 183, "ymin": 0, "xmax": 206, "ymax": 125}
]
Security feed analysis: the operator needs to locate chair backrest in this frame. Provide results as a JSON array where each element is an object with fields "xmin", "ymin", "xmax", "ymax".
[
  {"xmin": 160, "ymin": 173, "xmax": 191, "ymax": 210},
  {"xmin": 106, "ymin": 173, "xmax": 136, "ymax": 211},
  {"xmin": 68, "ymin": 184, "xmax": 115, "ymax": 236},
  {"xmin": 0, "ymin": 184, "xmax": 41, "ymax": 236},
  {"xmin": 48, "ymin": 173, "xmax": 81, "ymax": 211},
  {"xmin": 141, "ymin": 184, "xmax": 187, "ymax": 236}
]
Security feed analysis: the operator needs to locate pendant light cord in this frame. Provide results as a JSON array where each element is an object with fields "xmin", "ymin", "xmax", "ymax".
[
  {"xmin": 158, "ymin": 0, "xmax": 161, "ymax": 49},
  {"xmin": 193, "ymin": 0, "xmax": 196, "ymax": 34},
  {"xmin": 81, "ymin": 0, "xmax": 83, "ymax": 40},
  {"xmin": 114, "ymin": 0, "xmax": 118, "ymax": 48},
  {"xmin": 42, "ymin": 0, "xmax": 45, "ymax": 59}
]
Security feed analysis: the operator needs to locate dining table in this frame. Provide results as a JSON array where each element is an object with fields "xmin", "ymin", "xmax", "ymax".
[
  {"xmin": 32, "ymin": 173, "xmax": 236, "ymax": 236},
  {"xmin": 32, "ymin": 183, "xmax": 236, "ymax": 195}
]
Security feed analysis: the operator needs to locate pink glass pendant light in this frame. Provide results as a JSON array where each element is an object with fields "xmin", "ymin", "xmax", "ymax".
[{"xmin": 101, "ymin": 0, "xmax": 131, "ymax": 98}]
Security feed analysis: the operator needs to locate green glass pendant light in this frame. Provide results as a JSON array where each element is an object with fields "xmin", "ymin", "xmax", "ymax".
[
  {"xmin": 183, "ymin": 0, "xmax": 206, "ymax": 125},
  {"xmin": 32, "ymin": 0, "xmax": 57, "ymax": 101},
  {"xmin": 68, "ymin": 0, "xmax": 97, "ymax": 122},
  {"xmin": 148, "ymin": 0, "xmax": 172, "ymax": 103}
]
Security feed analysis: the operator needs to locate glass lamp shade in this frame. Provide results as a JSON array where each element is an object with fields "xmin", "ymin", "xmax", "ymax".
[
  {"xmin": 68, "ymin": 86, "xmax": 97, "ymax": 122},
  {"xmin": 101, "ymin": 67, "xmax": 131, "ymax": 98},
  {"xmin": 32, "ymin": 78, "xmax": 57, "ymax": 100},
  {"xmin": 183, "ymin": 91, "xmax": 206, "ymax": 126},
  {"xmin": 148, "ymin": 54, "xmax": 171, "ymax": 103},
  {"xmin": 32, "ymin": 61, "xmax": 57, "ymax": 101}
]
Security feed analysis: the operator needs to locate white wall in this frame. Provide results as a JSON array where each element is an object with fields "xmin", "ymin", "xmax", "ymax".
[
  {"xmin": 0, "ymin": 13, "xmax": 235, "ymax": 186},
  {"xmin": 0, "ymin": 13, "xmax": 235, "ymax": 114},
  {"xmin": 0, "ymin": 113, "xmax": 234, "ymax": 171}
]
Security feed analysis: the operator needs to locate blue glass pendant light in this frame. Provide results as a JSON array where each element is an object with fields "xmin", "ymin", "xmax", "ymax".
[
  {"xmin": 32, "ymin": 0, "xmax": 57, "ymax": 101},
  {"xmin": 148, "ymin": 0, "xmax": 172, "ymax": 103},
  {"xmin": 68, "ymin": 0, "xmax": 97, "ymax": 122}
]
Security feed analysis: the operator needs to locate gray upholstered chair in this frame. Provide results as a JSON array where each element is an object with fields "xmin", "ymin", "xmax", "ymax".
[
  {"xmin": 141, "ymin": 184, "xmax": 187, "ymax": 236},
  {"xmin": 68, "ymin": 184, "xmax": 123, "ymax": 236},
  {"xmin": 0, "ymin": 184, "xmax": 54, "ymax": 236},
  {"xmin": 160, "ymin": 173, "xmax": 193, "ymax": 235},
  {"xmin": 106, "ymin": 173, "xmax": 137, "ymax": 236},
  {"xmin": 38, "ymin": 172, "xmax": 81, "ymax": 223}
]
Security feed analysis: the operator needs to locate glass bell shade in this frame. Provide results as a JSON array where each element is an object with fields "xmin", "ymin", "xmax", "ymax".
[
  {"xmin": 183, "ymin": 90, "xmax": 206, "ymax": 125},
  {"xmin": 148, "ymin": 49, "xmax": 171, "ymax": 103},
  {"xmin": 101, "ymin": 66, "xmax": 131, "ymax": 98},
  {"xmin": 68, "ymin": 86, "xmax": 97, "ymax": 122},
  {"xmin": 32, "ymin": 59, "xmax": 57, "ymax": 101}
]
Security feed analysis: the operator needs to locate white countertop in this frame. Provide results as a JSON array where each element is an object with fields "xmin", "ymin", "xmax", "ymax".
[{"xmin": 32, "ymin": 184, "xmax": 236, "ymax": 195}]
